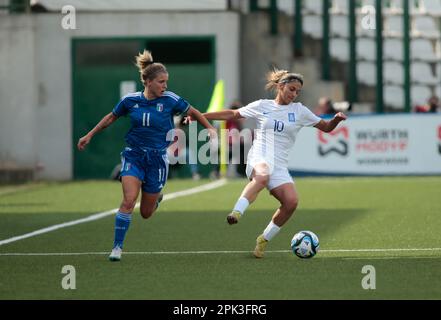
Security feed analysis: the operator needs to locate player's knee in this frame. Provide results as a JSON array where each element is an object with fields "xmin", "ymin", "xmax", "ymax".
[
  {"xmin": 284, "ymin": 197, "xmax": 299, "ymax": 213},
  {"xmin": 140, "ymin": 207, "xmax": 155, "ymax": 219},
  {"xmin": 140, "ymin": 211, "xmax": 153, "ymax": 219},
  {"xmin": 253, "ymin": 174, "xmax": 269, "ymax": 188},
  {"xmin": 121, "ymin": 199, "xmax": 137, "ymax": 212}
]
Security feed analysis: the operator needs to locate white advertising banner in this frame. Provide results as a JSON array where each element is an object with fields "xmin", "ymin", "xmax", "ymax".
[{"xmin": 287, "ymin": 114, "xmax": 441, "ymax": 175}]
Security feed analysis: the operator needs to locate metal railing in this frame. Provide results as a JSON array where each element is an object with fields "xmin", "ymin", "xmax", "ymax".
[{"xmin": 248, "ymin": 0, "xmax": 416, "ymax": 113}]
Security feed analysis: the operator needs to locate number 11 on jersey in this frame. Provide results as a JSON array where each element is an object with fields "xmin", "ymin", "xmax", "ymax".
[{"xmin": 143, "ymin": 112, "xmax": 150, "ymax": 127}]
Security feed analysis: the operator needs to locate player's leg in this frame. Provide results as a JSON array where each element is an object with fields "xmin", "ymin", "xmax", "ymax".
[
  {"xmin": 139, "ymin": 152, "xmax": 167, "ymax": 219},
  {"xmin": 253, "ymin": 183, "xmax": 297, "ymax": 258},
  {"xmin": 269, "ymin": 182, "xmax": 299, "ymax": 226},
  {"xmin": 227, "ymin": 162, "xmax": 270, "ymax": 224},
  {"xmin": 139, "ymin": 192, "xmax": 163, "ymax": 219},
  {"xmin": 253, "ymin": 168, "xmax": 297, "ymax": 258},
  {"xmin": 110, "ymin": 175, "xmax": 142, "ymax": 261}
]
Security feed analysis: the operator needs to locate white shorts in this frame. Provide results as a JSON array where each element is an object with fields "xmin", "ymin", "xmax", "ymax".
[{"xmin": 246, "ymin": 161, "xmax": 294, "ymax": 191}]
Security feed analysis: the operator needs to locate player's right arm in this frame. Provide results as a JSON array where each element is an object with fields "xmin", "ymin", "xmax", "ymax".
[
  {"xmin": 184, "ymin": 109, "xmax": 243, "ymax": 123},
  {"xmin": 183, "ymin": 100, "xmax": 262, "ymax": 124},
  {"xmin": 203, "ymin": 109, "xmax": 244, "ymax": 121},
  {"xmin": 77, "ymin": 112, "xmax": 118, "ymax": 151}
]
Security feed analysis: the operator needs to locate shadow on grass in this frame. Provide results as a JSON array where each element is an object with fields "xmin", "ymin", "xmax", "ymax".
[
  {"xmin": 0, "ymin": 207, "xmax": 369, "ymax": 254},
  {"xmin": 122, "ymin": 207, "xmax": 370, "ymax": 252}
]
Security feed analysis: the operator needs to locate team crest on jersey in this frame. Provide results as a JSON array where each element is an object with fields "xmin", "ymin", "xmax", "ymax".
[
  {"xmin": 288, "ymin": 113, "xmax": 296, "ymax": 122},
  {"xmin": 156, "ymin": 103, "xmax": 164, "ymax": 112}
]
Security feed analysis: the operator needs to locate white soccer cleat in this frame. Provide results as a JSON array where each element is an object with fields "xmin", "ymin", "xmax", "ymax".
[{"xmin": 109, "ymin": 246, "xmax": 122, "ymax": 262}]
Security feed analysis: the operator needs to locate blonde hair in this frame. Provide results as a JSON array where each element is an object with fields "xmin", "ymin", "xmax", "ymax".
[
  {"xmin": 135, "ymin": 50, "xmax": 167, "ymax": 86},
  {"xmin": 265, "ymin": 68, "xmax": 304, "ymax": 92}
]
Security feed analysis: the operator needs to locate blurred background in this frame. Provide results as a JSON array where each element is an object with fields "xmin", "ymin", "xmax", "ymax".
[{"xmin": 0, "ymin": 0, "xmax": 440, "ymax": 182}]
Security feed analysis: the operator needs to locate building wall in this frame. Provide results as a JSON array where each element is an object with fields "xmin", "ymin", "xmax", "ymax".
[
  {"xmin": 0, "ymin": 11, "xmax": 240, "ymax": 180},
  {"xmin": 241, "ymin": 12, "xmax": 293, "ymax": 105},
  {"xmin": 0, "ymin": 16, "xmax": 37, "ymax": 169}
]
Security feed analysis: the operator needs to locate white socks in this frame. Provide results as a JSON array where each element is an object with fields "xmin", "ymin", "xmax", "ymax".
[
  {"xmin": 233, "ymin": 197, "xmax": 249, "ymax": 215},
  {"xmin": 263, "ymin": 221, "xmax": 281, "ymax": 241}
]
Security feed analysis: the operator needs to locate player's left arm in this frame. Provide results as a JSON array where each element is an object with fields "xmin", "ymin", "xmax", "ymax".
[{"xmin": 314, "ymin": 112, "xmax": 347, "ymax": 133}]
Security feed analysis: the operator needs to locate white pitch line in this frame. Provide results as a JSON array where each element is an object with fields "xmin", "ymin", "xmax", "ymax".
[
  {"xmin": 1, "ymin": 247, "xmax": 441, "ymax": 256},
  {"xmin": 0, "ymin": 179, "xmax": 227, "ymax": 247},
  {"xmin": 318, "ymin": 248, "xmax": 441, "ymax": 253},
  {"xmin": 342, "ymin": 256, "xmax": 441, "ymax": 261}
]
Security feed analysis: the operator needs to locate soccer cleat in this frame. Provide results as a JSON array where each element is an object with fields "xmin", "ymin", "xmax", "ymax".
[
  {"xmin": 109, "ymin": 246, "xmax": 122, "ymax": 262},
  {"xmin": 226, "ymin": 210, "xmax": 241, "ymax": 225},
  {"xmin": 253, "ymin": 234, "xmax": 268, "ymax": 258}
]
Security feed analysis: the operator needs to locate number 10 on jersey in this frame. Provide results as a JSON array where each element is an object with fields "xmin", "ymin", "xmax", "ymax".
[{"xmin": 274, "ymin": 120, "xmax": 284, "ymax": 132}]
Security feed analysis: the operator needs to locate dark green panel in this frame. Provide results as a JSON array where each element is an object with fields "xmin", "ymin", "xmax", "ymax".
[
  {"xmin": 166, "ymin": 64, "xmax": 214, "ymax": 111},
  {"xmin": 145, "ymin": 37, "xmax": 215, "ymax": 111},
  {"xmin": 73, "ymin": 66, "xmax": 139, "ymax": 179}
]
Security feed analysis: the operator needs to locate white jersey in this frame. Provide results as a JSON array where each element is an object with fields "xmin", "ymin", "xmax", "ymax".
[{"xmin": 239, "ymin": 99, "xmax": 321, "ymax": 169}]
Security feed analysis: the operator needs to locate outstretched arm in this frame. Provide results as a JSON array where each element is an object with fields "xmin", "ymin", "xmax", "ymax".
[
  {"xmin": 203, "ymin": 109, "xmax": 243, "ymax": 121},
  {"xmin": 77, "ymin": 112, "xmax": 118, "ymax": 151},
  {"xmin": 186, "ymin": 106, "xmax": 217, "ymax": 137},
  {"xmin": 184, "ymin": 109, "xmax": 243, "ymax": 124},
  {"xmin": 314, "ymin": 112, "xmax": 347, "ymax": 132},
  {"xmin": 187, "ymin": 106, "xmax": 214, "ymax": 129}
]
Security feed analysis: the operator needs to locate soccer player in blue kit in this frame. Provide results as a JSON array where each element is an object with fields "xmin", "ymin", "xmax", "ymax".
[{"xmin": 77, "ymin": 50, "xmax": 216, "ymax": 261}]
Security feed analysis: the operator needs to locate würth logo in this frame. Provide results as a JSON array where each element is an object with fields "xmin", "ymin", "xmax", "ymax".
[{"xmin": 318, "ymin": 127, "xmax": 349, "ymax": 157}]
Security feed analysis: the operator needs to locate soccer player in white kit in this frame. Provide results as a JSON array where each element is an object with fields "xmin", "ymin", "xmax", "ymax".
[{"xmin": 198, "ymin": 69, "xmax": 347, "ymax": 258}]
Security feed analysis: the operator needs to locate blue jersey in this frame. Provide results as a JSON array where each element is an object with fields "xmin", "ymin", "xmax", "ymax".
[{"xmin": 112, "ymin": 91, "xmax": 190, "ymax": 150}]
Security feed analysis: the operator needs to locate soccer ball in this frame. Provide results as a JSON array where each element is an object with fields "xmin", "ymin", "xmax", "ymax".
[{"xmin": 291, "ymin": 230, "xmax": 320, "ymax": 259}]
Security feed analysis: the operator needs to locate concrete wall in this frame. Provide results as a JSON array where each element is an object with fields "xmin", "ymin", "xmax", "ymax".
[
  {"xmin": 0, "ymin": 16, "xmax": 37, "ymax": 169},
  {"xmin": 241, "ymin": 12, "xmax": 293, "ymax": 105},
  {"xmin": 0, "ymin": 11, "xmax": 240, "ymax": 180}
]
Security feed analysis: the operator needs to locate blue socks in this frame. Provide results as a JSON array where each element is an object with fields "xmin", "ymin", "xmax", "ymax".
[{"xmin": 113, "ymin": 211, "xmax": 132, "ymax": 249}]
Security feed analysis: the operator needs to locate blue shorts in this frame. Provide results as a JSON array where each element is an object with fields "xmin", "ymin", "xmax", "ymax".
[{"xmin": 119, "ymin": 147, "xmax": 169, "ymax": 194}]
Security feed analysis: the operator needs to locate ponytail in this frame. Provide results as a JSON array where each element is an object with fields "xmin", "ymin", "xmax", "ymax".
[{"xmin": 135, "ymin": 50, "xmax": 167, "ymax": 86}]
